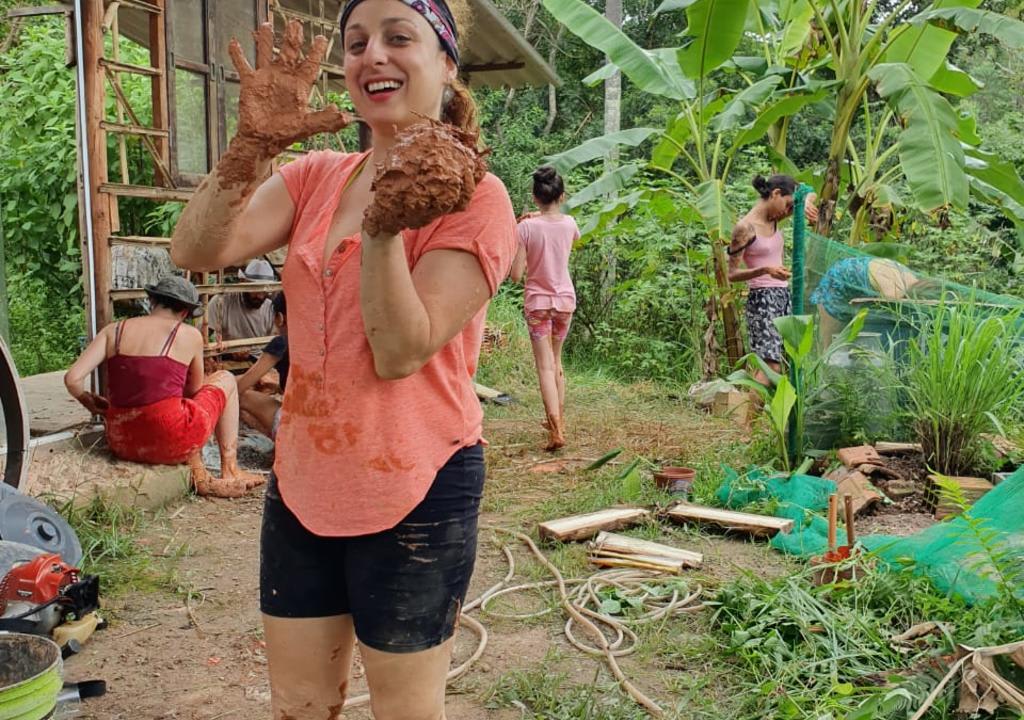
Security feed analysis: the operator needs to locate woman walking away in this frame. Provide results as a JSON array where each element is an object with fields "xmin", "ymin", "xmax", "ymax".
[
  {"xmin": 63, "ymin": 276, "xmax": 263, "ymax": 498},
  {"xmin": 169, "ymin": 5, "xmax": 517, "ymax": 718},
  {"xmin": 511, "ymin": 166, "xmax": 578, "ymax": 451},
  {"xmin": 728, "ymin": 174, "xmax": 817, "ymax": 379}
]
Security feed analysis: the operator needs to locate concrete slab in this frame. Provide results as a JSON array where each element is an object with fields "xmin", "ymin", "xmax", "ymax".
[{"xmin": 0, "ymin": 370, "xmax": 93, "ymax": 437}]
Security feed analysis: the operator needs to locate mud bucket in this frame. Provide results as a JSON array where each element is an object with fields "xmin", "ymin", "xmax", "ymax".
[{"xmin": 0, "ymin": 633, "xmax": 63, "ymax": 720}]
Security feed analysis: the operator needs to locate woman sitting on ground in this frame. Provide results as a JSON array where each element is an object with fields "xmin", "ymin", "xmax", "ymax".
[
  {"xmin": 511, "ymin": 165, "xmax": 578, "ymax": 451},
  {"xmin": 63, "ymin": 276, "xmax": 264, "ymax": 498}
]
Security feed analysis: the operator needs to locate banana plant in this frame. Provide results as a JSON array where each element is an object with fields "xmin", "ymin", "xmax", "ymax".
[
  {"xmin": 540, "ymin": 0, "xmax": 825, "ymax": 367},
  {"xmin": 728, "ymin": 311, "xmax": 867, "ymax": 468},
  {"xmin": 802, "ymin": 2, "xmax": 1024, "ymax": 240}
]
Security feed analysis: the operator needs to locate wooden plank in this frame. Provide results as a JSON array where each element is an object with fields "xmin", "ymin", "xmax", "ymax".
[
  {"xmin": 538, "ymin": 508, "xmax": 650, "ymax": 542},
  {"xmin": 5, "ymin": 5, "xmax": 67, "ymax": 18},
  {"xmin": 100, "ymin": 57, "xmax": 163, "ymax": 77},
  {"xmin": 100, "ymin": 121, "xmax": 170, "ymax": 138},
  {"xmin": 590, "ymin": 555, "xmax": 687, "ymax": 574},
  {"xmin": 148, "ymin": 0, "xmax": 170, "ymax": 186},
  {"xmin": 666, "ymin": 503, "xmax": 793, "ymax": 537},
  {"xmin": 203, "ymin": 336, "xmax": 275, "ymax": 358},
  {"xmin": 100, "ymin": 183, "xmax": 194, "ymax": 201},
  {"xmin": 119, "ymin": 0, "xmax": 163, "ymax": 13},
  {"xmin": 875, "ymin": 442, "xmax": 923, "ymax": 455},
  {"xmin": 110, "ymin": 235, "xmax": 171, "ymax": 247},
  {"xmin": 592, "ymin": 531, "xmax": 702, "ymax": 569},
  {"xmin": 111, "ymin": 281, "xmax": 281, "ymax": 300}
]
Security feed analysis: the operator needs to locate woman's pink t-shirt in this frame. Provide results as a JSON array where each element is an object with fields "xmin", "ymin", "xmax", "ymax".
[
  {"xmin": 274, "ymin": 150, "xmax": 517, "ymax": 536},
  {"xmin": 517, "ymin": 214, "xmax": 578, "ymax": 312},
  {"xmin": 743, "ymin": 229, "xmax": 788, "ymax": 289}
]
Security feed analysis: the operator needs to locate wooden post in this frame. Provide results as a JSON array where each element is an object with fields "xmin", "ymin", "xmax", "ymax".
[
  {"xmin": 81, "ymin": 0, "xmax": 113, "ymax": 335},
  {"xmin": 149, "ymin": 0, "xmax": 170, "ymax": 186}
]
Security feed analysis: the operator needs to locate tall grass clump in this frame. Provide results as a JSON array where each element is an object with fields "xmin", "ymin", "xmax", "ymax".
[{"xmin": 903, "ymin": 302, "xmax": 1024, "ymax": 475}]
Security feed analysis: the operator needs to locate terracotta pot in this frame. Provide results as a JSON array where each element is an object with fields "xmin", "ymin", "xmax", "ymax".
[{"xmin": 653, "ymin": 466, "xmax": 696, "ymax": 491}]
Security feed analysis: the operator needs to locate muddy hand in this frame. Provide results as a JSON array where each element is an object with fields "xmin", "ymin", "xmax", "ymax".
[
  {"xmin": 229, "ymin": 20, "xmax": 353, "ymax": 157},
  {"xmin": 363, "ymin": 120, "xmax": 489, "ymax": 238}
]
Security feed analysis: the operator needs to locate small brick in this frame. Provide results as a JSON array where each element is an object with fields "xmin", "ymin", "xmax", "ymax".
[{"xmin": 838, "ymin": 445, "xmax": 882, "ymax": 468}]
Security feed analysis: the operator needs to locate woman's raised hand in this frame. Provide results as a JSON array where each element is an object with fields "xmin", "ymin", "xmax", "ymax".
[{"xmin": 229, "ymin": 21, "xmax": 353, "ymax": 157}]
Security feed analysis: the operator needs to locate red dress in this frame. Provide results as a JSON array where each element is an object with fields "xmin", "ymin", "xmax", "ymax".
[{"xmin": 104, "ymin": 320, "xmax": 226, "ymax": 465}]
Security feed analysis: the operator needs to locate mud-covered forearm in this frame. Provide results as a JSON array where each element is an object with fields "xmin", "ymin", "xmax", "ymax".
[{"xmin": 170, "ymin": 135, "xmax": 274, "ymax": 271}]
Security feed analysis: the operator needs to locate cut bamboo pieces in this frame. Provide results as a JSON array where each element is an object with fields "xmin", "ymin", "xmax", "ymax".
[
  {"xmin": 538, "ymin": 508, "xmax": 651, "ymax": 542},
  {"xmin": 589, "ymin": 531, "xmax": 702, "ymax": 573},
  {"xmin": 665, "ymin": 502, "xmax": 793, "ymax": 537}
]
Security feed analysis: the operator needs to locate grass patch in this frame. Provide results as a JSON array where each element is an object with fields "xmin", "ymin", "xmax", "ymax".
[
  {"xmin": 61, "ymin": 496, "xmax": 175, "ymax": 597},
  {"xmin": 487, "ymin": 655, "xmax": 649, "ymax": 720}
]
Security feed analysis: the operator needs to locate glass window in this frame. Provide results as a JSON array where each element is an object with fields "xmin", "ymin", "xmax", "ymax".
[
  {"xmin": 215, "ymin": 1, "xmax": 257, "ymax": 70},
  {"xmin": 223, "ymin": 80, "xmax": 241, "ymax": 146},
  {"xmin": 171, "ymin": 0, "xmax": 205, "ymax": 64},
  {"xmin": 174, "ymin": 69, "xmax": 209, "ymax": 175}
]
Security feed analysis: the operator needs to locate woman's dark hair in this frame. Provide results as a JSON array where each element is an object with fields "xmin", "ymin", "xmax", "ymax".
[
  {"xmin": 533, "ymin": 166, "xmax": 564, "ymax": 205},
  {"xmin": 147, "ymin": 292, "xmax": 193, "ymax": 316},
  {"xmin": 272, "ymin": 292, "xmax": 286, "ymax": 316},
  {"xmin": 752, "ymin": 174, "xmax": 797, "ymax": 199}
]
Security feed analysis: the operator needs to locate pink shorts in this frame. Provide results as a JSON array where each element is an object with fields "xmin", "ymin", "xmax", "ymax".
[{"xmin": 525, "ymin": 309, "xmax": 573, "ymax": 341}]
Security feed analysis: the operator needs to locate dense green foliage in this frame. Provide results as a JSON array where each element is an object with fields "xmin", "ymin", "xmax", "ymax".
[{"xmin": 2, "ymin": 1, "xmax": 1024, "ymax": 393}]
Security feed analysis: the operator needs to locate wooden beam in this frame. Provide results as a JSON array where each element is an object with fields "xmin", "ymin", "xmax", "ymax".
[
  {"xmin": 666, "ymin": 503, "xmax": 793, "ymax": 537},
  {"xmin": 99, "ymin": 57, "xmax": 163, "ymax": 77},
  {"xmin": 100, "ymin": 121, "xmax": 170, "ymax": 138},
  {"xmin": 875, "ymin": 442, "xmax": 923, "ymax": 455},
  {"xmin": 5, "ymin": 5, "xmax": 67, "ymax": 18},
  {"xmin": 591, "ymin": 531, "xmax": 703, "ymax": 571},
  {"xmin": 100, "ymin": 183, "xmax": 193, "ymax": 201},
  {"xmin": 204, "ymin": 336, "xmax": 275, "ymax": 357},
  {"xmin": 111, "ymin": 281, "xmax": 281, "ymax": 300},
  {"xmin": 109, "ymin": 234, "xmax": 171, "ymax": 247},
  {"xmin": 461, "ymin": 61, "xmax": 526, "ymax": 73},
  {"xmin": 538, "ymin": 508, "xmax": 650, "ymax": 542},
  {"xmin": 82, "ymin": 0, "xmax": 113, "ymax": 340},
  {"xmin": 117, "ymin": 0, "xmax": 163, "ymax": 13}
]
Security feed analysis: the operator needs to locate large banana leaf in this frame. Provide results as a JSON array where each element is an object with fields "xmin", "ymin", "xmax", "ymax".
[
  {"xmin": 674, "ymin": 0, "xmax": 753, "ymax": 79},
  {"xmin": 542, "ymin": 0, "xmax": 694, "ymax": 100},
  {"xmin": 928, "ymin": 61, "xmax": 983, "ymax": 97},
  {"xmin": 695, "ymin": 179, "xmax": 735, "ymax": 242},
  {"xmin": 778, "ymin": 0, "xmax": 814, "ymax": 57},
  {"xmin": 565, "ymin": 163, "xmax": 642, "ymax": 210},
  {"xmin": 709, "ymin": 76, "xmax": 783, "ymax": 132},
  {"xmin": 584, "ymin": 49, "xmax": 698, "ymax": 95},
  {"xmin": 729, "ymin": 87, "xmax": 829, "ymax": 152},
  {"xmin": 543, "ymin": 128, "xmax": 660, "ymax": 173},
  {"xmin": 649, "ymin": 96, "xmax": 727, "ymax": 170},
  {"xmin": 964, "ymin": 146, "xmax": 1024, "ymax": 226},
  {"xmin": 909, "ymin": 6, "xmax": 1024, "ymax": 49},
  {"xmin": 885, "ymin": 0, "xmax": 981, "ymax": 81},
  {"xmin": 869, "ymin": 63, "xmax": 968, "ymax": 212},
  {"xmin": 578, "ymin": 190, "xmax": 648, "ymax": 238}
]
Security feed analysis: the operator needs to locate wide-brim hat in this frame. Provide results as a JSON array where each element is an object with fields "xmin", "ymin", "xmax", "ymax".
[
  {"xmin": 145, "ymin": 276, "xmax": 204, "ymax": 318},
  {"xmin": 239, "ymin": 258, "xmax": 276, "ymax": 283}
]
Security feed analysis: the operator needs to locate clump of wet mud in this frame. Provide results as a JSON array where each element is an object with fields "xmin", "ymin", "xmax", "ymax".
[{"xmin": 363, "ymin": 119, "xmax": 489, "ymax": 237}]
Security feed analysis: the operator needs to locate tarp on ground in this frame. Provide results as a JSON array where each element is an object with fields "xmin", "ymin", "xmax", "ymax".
[{"xmin": 719, "ymin": 466, "xmax": 1024, "ymax": 604}]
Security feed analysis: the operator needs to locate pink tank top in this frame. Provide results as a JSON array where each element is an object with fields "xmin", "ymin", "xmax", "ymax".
[
  {"xmin": 743, "ymin": 229, "xmax": 788, "ymax": 289},
  {"xmin": 107, "ymin": 320, "xmax": 189, "ymax": 408}
]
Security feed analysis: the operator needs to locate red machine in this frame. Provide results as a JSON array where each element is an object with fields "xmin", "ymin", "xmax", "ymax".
[{"xmin": 0, "ymin": 554, "xmax": 99, "ymax": 635}]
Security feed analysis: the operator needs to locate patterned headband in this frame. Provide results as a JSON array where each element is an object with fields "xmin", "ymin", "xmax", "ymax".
[{"xmin": 339, "ymin": 0, "xmax": 460, "ymax": 65}]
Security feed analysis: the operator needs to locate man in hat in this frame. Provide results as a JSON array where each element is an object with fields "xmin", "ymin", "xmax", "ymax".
[{"xmin": 207, "ymin": 258, "xmax": 276, "ymax": 345}]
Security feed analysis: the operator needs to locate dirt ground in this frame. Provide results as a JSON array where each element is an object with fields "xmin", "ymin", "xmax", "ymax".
[{"xmin": 53, "ymin": 383, "xmax": 812, "ymax": 719}]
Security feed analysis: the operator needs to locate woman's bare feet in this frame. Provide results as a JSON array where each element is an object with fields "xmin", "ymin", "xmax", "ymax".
[{"xmin": 187, "ymin": 453, "xmax": 249, "ymax": 498}]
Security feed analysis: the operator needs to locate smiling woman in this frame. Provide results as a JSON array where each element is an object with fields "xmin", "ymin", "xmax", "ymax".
[{"xmin": 168, "ymin": 1, "xmax": 518, "ymax": 718}]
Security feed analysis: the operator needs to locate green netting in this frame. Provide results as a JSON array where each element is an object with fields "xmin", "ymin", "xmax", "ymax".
[
  {"xmin": 862, "ymin": 468, "xmax": 1024, "ymax": 605},
  {"xmin": 801, "ymin": 232, "xmax": 1024, "ymax": 351},
  {"xmin": 715, "ymin": 467, "xmax": 838, "ymax": 556},
  {"xmin": 717, "ymin": 466, "xmax": 1024, "ymax": 604}
]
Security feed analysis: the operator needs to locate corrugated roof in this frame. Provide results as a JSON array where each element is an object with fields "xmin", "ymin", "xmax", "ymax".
[{"xmin": 74, "ymin": 0, "xmax": 559, "ymax": 88}]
